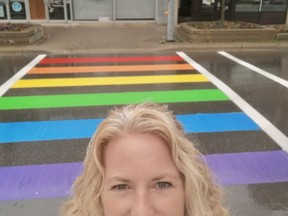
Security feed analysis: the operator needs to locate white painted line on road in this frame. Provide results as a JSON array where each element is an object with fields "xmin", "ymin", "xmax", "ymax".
[
  {"xmin": 177, "ymin": 51, "xmax": 288, "ymax": 152},
  {"xmin": 0, "ymin": 54, "xmax": 46, "ymax": 97},
  {"xmin": 218, "ymin": 51, "xmax": 288, "ymax": 89}
]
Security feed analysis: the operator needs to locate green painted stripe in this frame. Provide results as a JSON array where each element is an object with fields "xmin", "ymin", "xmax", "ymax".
[{"xmin": 0, "ymin": 89, "xmax": 229, "ymax": 110}]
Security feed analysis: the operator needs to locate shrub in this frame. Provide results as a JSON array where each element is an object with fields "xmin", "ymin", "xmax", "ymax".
[{"xmin": 0, "ymin": 23, "xmax": 32, "ymax": 32}]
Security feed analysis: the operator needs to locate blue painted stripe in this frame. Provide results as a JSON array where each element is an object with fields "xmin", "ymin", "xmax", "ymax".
[
  {"xmin": 177, "ymin": 112, "xmax": 260, "ymax": 132},
  {"xmin": 0, "ymin": 150, "xmax": 287, "ymax": 201},
  {"xmin": 0, "ymin": 112, "xmax": 260, "ymax": 143}
]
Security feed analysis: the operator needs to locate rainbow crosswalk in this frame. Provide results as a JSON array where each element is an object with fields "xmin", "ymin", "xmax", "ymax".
[
  {"xmin": 0, "ymin": 112, "xmax": 260, "ymax": 143},
  {"xmin": 0, "ymin": 89, "xmax": 227, "ymax": 110},
  {"xmin": 0, "ymin": 53, "xmax": 287, "ymax": 202}
]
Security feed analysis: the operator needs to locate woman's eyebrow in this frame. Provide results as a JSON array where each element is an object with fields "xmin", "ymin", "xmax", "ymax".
[
  {"xmin": 151, "ymin": 173, "xmax": 178, "ymax": 181},
  {"xmin": 106, "ymin": 177, "xmax": 130, "ymax": 184}
]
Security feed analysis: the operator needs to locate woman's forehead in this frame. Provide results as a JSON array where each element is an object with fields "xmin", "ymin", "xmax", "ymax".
[{"xmin": 102, "ymin": 134, "xmax": 177, "ymax": 172}]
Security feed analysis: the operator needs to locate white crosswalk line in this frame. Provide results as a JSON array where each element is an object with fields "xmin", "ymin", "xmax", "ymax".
[
  {"xmin": 0, "ymin": 54, "xmax": 47, "ymax": 97},
  {"xmin": 177, "ymin": 51, "xmax": 288, "ymax": 152},
  {"xmin": 218, "ymin": 51, "xmax": 288, "ymax": 88}
]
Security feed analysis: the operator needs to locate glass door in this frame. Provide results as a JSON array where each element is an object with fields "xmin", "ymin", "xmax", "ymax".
[
  {"xmin": 46, "ymin": 0, "xmax": 65, "ymax": 20},
  {"xmin": 72, "ymin": 0, "xmax": 113, "ymax": 21},
  {"xmin": 29, "ymin": 0, "xmax": 46, "ymax": 20},
  {"xmin": 115, "ymin": 0, "xmax": 155, "ymax": 20},
  {"xmin": 29, "ymin": 0, "xmax": 70, "ymax": 22}
]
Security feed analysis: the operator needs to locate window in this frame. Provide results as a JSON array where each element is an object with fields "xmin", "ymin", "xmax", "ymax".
[
  {"xmin": 262, "ymin": 0, "xmax": 287, "ymax": 12},
  {"xmin": 73, "ymin": 0, "xmax": 113, "ymax": 20},
  {"xmin": 235, "ymin": 0, "xmax": 261, "ymax": 12},
  {"xmin": 9, "ymin": 0, "xmax": 26, "ymax": 19}
]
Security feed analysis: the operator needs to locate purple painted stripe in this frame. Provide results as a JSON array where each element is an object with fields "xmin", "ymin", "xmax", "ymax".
[
  {"xmin": 205, "ymin": 150, "xmax": 288, "ymax": 185},
  {"xmin": 0, "ymin": 163, "xmax": 82, "ymax": 201},
  {"xmin": 0, "ymin": 151, "xmax": 288, "ymax": 201}
]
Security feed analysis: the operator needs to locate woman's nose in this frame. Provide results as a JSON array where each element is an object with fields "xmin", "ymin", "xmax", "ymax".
[{"xmin": 132, "ymin": 190, "xmax": 154, "ymax": 216}]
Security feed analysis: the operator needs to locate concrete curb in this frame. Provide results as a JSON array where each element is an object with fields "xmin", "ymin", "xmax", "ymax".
[{"xmin": 1, "ymin": 41, "xmax": 288, "ymax": 55}]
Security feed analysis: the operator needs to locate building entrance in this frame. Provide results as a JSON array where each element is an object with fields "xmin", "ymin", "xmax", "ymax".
[
  {"xmin": 72, "ymin": 0, "xmax": 155, "ymax": 21},
  {"xmin": 29, "ymin": 0, "xmax": 45, "ymax": 20},
  {"xmin": 30, "ymin": 0, "xmax": 70, "ymax": 21},
  {"xmin": 0, "ymin": 0, "xmax": 70, "ymax": 22}
]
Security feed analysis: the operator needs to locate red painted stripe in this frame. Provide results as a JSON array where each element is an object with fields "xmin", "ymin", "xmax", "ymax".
[{"xmin": 40, "ymin": 56, "xmax": 183, "ymax": 64}]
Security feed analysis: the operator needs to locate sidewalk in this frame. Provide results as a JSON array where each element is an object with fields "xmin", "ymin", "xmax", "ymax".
[{"xmin": 1, "ymin": 22, "xmax": 288, "ymax": 55}]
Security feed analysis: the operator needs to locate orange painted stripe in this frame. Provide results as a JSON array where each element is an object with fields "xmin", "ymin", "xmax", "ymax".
[
  {"xmin": 40, "ymin": 56, "xmax": 183, "ymax": 64},
  {"xmin": 29, "ymin": 64, "xmax": 194, "ymax": 74}
]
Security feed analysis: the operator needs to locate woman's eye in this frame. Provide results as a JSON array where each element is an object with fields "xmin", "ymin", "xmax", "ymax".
[
  {"xmin": 156, "ymin": 181, "xmax": 172, "ymax": 189},
  {"xmin": 111, "ymin": 184, "xmax": 128, "ymax": 191}
]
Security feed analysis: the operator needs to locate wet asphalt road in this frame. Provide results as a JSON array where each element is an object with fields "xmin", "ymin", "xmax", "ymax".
[
  {"xmin": 0, "ymin": 50, "xmax": 287, "ymax": 216},
  {"xmin": 185, "ymin": 50, "xmax": 288, "ymax": 216}
]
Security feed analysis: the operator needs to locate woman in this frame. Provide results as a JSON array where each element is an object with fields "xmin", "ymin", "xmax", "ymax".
[{"xmin": 61, "ymin": 102, "xmax": 229, "ymax": 216}]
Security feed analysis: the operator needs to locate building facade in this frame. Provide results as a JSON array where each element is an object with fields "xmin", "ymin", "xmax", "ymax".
[
  {"xmin": 179, "ymin": 0, "xmax": 288, "ymax": 24},
  {"xmin": 0, "ymin": 0, "xmax": 287, "ymax": 24},
  {"xmin": 0, "ymin": 0, "xmax": 168, "ymax": 23}
]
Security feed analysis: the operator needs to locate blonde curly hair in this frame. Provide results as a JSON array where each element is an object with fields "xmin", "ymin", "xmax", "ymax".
[{"xmin": 61, "ymin": 102, "xmax": 229, "ymax": 216}]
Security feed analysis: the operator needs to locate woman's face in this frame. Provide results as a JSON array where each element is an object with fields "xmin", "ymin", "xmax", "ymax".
[{"xmin": 101, "ymin": 134, "xmax": 185, "ymax": 216}]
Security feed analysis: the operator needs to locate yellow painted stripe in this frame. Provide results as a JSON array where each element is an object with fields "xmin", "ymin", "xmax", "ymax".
[
  {"xmin": 12, "ymin": 74, "xmax": 209, "ymax": 88},
  {"xmin": 28, "ymin": 64, "xmax": 194, "ymax": 74}
]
